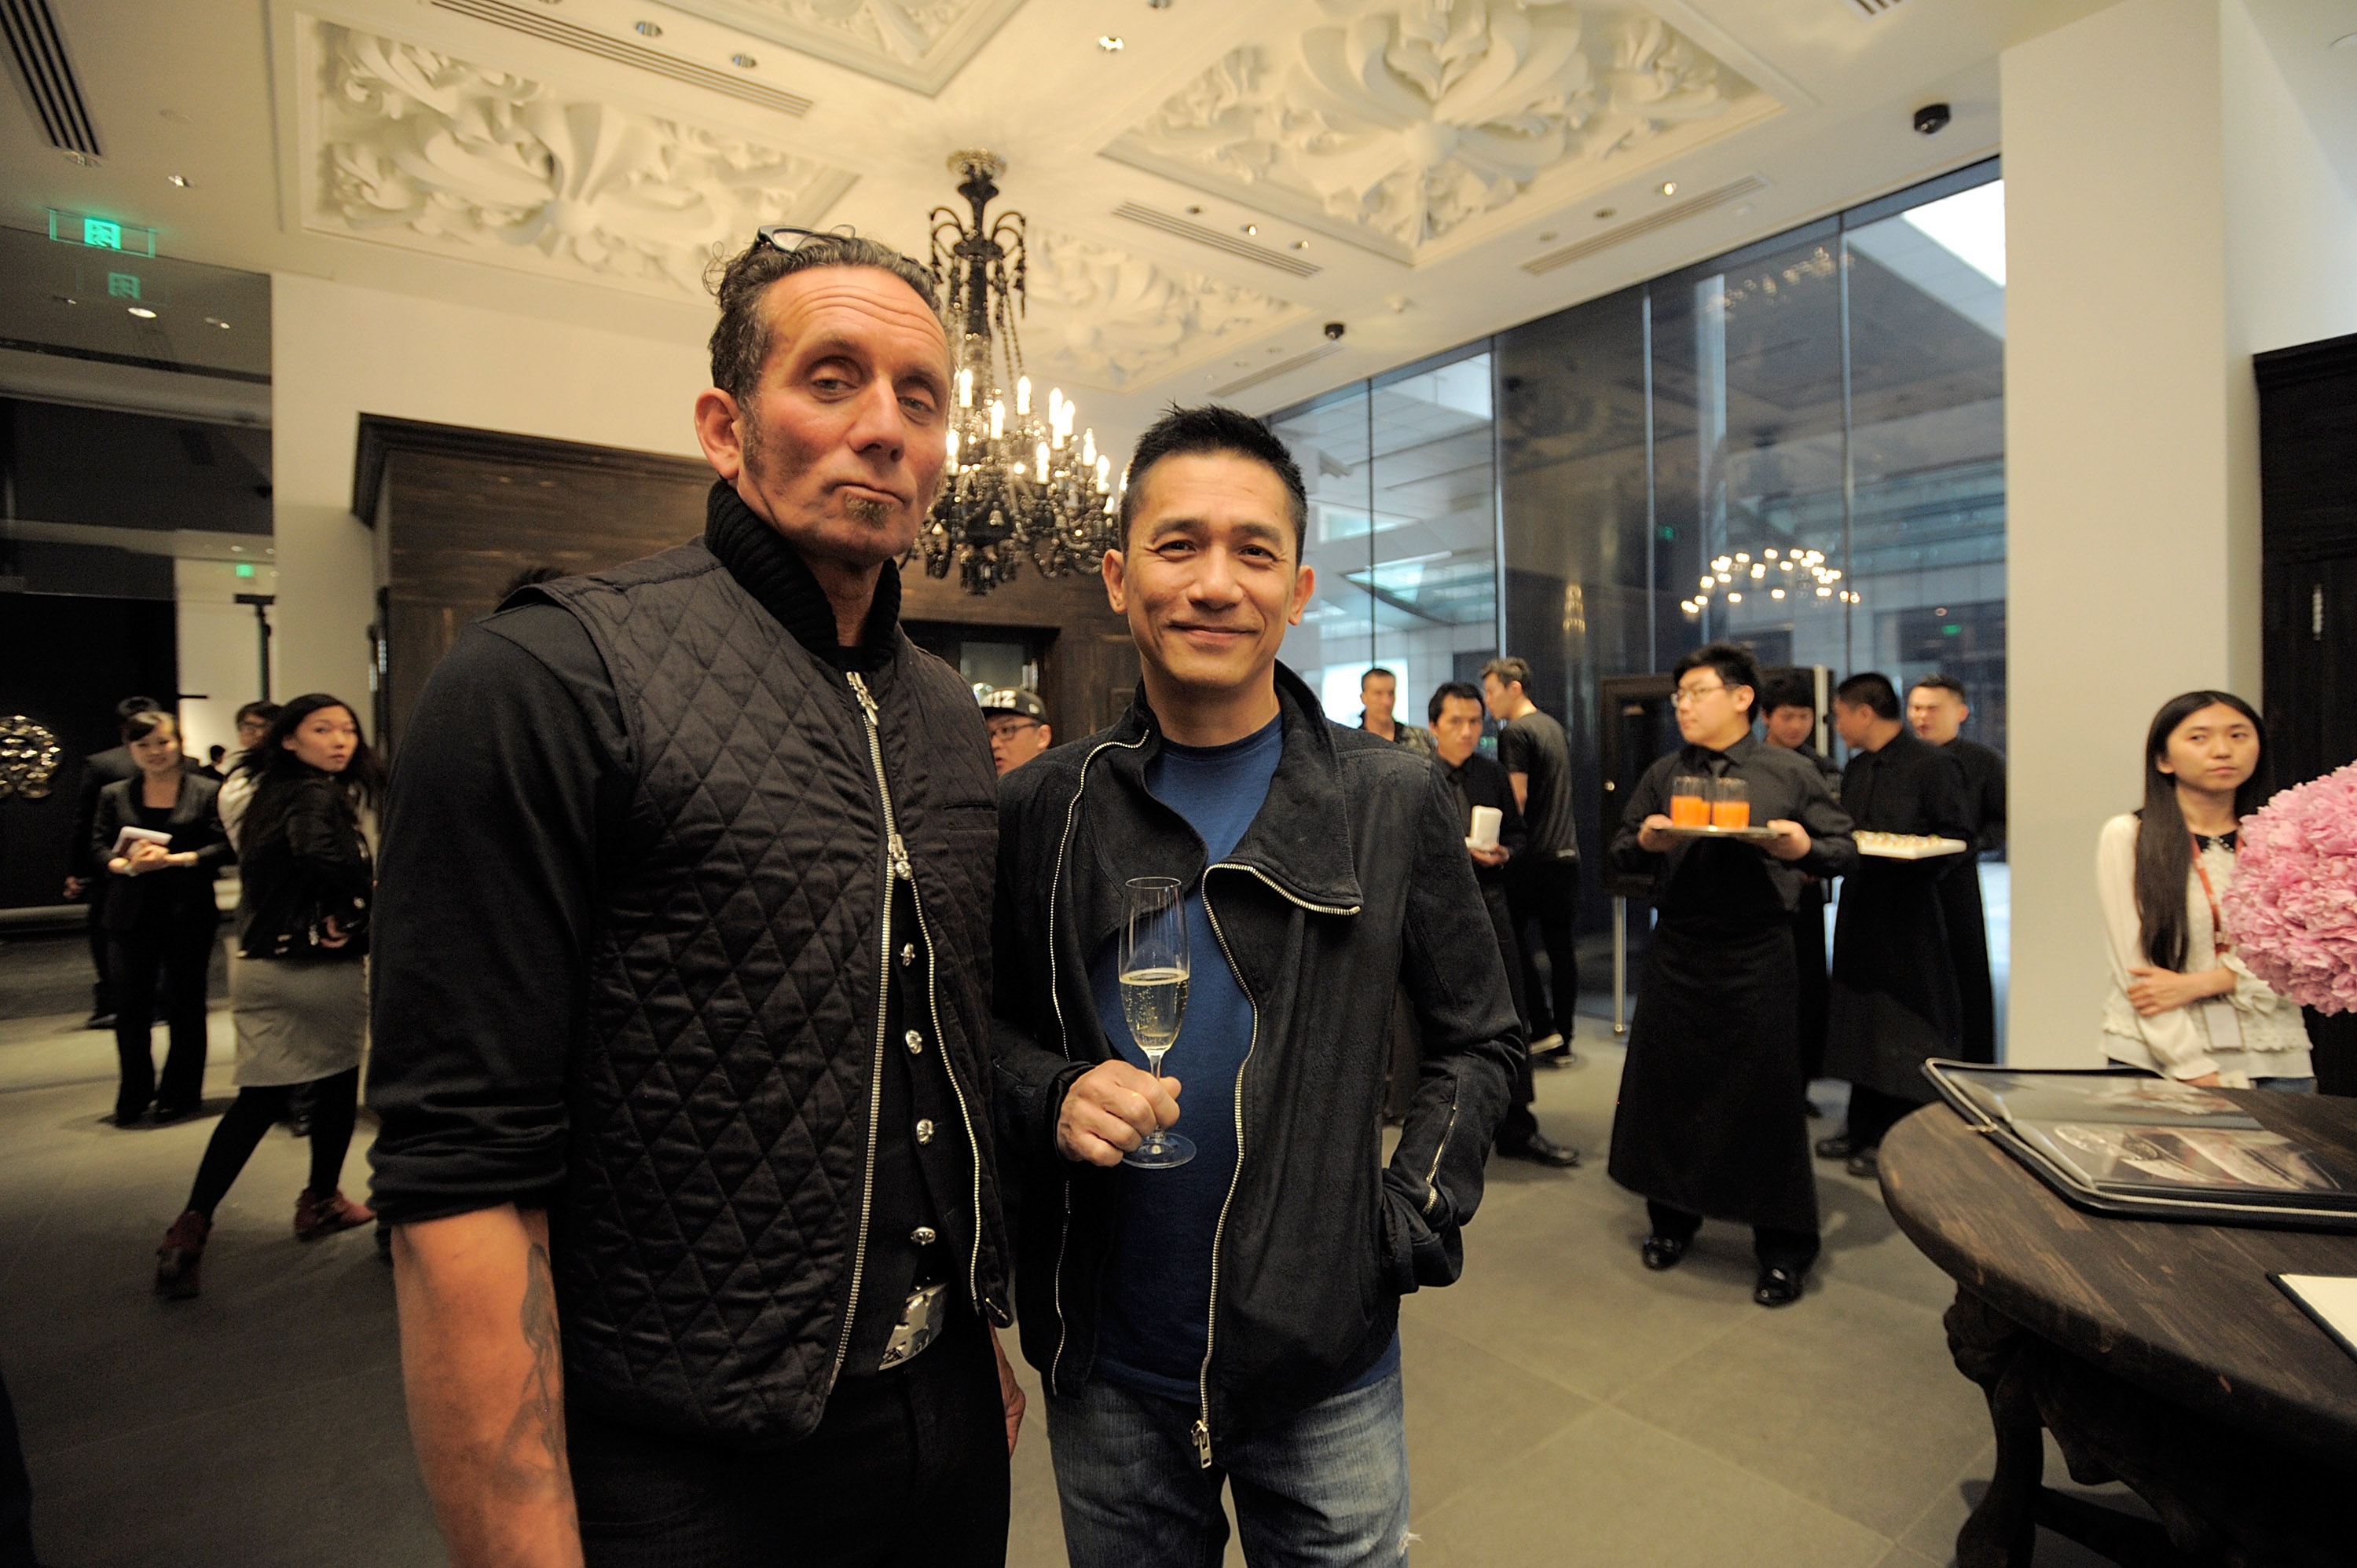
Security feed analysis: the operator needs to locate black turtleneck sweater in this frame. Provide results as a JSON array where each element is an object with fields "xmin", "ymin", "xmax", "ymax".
[{"xmin": 369, "ymin": 484, "xmax": 959, "ymax": 1375}]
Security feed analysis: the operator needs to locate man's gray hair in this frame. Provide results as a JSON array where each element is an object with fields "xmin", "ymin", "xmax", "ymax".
[{"xmin": 704, "ymin": 233, "xmax": 941, "ymax": 403}]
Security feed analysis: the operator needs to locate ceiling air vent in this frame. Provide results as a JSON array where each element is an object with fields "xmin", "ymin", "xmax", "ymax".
[
  {"xmin": 1113, "ymin": 203, "xmax": 1321, "ymax": 278},
  {"xmin": 1212, "ymin": 344, "xmax": 1340, "ymax": 398},
  {"xmin": 431, "ymin": 0, "xmax": 813, "ymax": 116},
  {"xmin": 1, "ymin": 0, "xmax": 101, "ymax": 158},
  {"xmin": 1522, "ymin": 175, "xmax": 1769, "ymax": 277}
]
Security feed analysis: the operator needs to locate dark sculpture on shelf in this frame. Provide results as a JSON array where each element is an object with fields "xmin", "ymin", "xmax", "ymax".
[
  {"xmin": 915, "ymin": 150, "xmax": 1116, "ymax": 595},
  {"xmin": 0, "ymin": 716, "xmax": 62, "ymax": 800}
]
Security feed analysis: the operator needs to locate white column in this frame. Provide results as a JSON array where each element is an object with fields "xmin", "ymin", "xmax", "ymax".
[{"xmin": 2000, "ymin": 0, "xmax": 2357, "ymax": 1066}]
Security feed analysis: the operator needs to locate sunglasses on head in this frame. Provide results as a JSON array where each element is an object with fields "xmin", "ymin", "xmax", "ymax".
[{"xmin": 754, "ymin": 224, "xmax": 860, "ymax": 255}]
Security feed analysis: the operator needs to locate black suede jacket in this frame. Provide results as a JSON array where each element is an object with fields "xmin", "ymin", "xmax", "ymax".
[{"xmin": 992, "ymin": 665, "xmax": 1520, "ymax": 1462}]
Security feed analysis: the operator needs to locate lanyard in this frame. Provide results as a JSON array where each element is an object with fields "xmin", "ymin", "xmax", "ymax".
[{"xmin": 2189, "ymin": 833, "xmax": 2231, "ymax": 954}]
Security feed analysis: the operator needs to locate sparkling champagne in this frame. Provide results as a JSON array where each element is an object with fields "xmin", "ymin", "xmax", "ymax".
[{"xmin": 1120, "ymin": 966, "xmax": 1189, "ymax": 1061}]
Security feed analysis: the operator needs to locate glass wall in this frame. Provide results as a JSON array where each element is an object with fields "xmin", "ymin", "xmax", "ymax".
[
  {"xmin": 1270, "ymin": 346, "xmax": 1499, "ymax": 727},
  {"xmin": 1269, "ymin": 158, "xmax": 2007, "ymax": 1001}
]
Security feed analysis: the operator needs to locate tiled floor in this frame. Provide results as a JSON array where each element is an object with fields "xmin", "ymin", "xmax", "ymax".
[{"xmin": 0, "ymin": 931, "xmax": 2131, "ymax": 1567}]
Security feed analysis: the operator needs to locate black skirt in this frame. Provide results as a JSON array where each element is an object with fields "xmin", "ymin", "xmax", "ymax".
[{"xmin": 1609, "ymin": 921, "xmax": 1819, "ymax": 1234}]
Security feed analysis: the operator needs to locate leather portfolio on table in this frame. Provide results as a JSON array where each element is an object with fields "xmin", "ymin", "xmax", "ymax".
[{"xmin": 1923, "ymin": 1062, "xmax": 2357, "ymax": 1232}]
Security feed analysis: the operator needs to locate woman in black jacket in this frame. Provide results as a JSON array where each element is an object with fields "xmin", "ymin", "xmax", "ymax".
[
  {"xmin": 91, "ymin": 710, "xmax": 233, "ymax": 1125},
  {"xmin": 156, "ymin": 694, "xmax": 385, "ymax": 1299}
]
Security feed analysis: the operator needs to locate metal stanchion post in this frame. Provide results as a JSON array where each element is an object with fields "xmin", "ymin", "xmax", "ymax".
[{"xmin": 1611, "ymin": 894, "xmax": 1629, "ymax": 1035}]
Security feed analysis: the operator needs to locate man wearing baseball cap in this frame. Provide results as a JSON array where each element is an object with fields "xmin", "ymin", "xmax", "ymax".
[{"xmin": 981, "ymin": 688, "xmax": 1053, "ymax": 776}]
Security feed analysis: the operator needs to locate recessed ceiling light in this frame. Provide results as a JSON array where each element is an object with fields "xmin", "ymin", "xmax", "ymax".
[
  {"xmin": 1290, "ymin": 239, "xmax": 1307, "ymax": 250},
  {"xmin": 61, "ymin": 149, "xmax": 91, "ymax": 167},
  {"xmin": 1538, "ymin": 231, "xmax": 1558, "ymax": 242},
  {"xmin": 127, "ymin": 306, "xmax": 157, "ymax": 319},
  {"xmin": 1098, "ymin": 34, "xmax": 1124, "ymax": 50},
  {"xmin": 1241, "ymin": 223, "xmax": 1258, "ymax": 235},
  {"xmin": 1268, "ymin": 346, "xmax": 1283, "ymax": 354},
  {"xmin": 1593, "ymin": 207, "xmax": 1615, "ymax": 220},
  {"xmin": 230, "ymin": 544, "xmax": 244, "ymax": 553},
  {"xmin": 1659, "ymin": 181, "xmax": 1677, "ymax": 196},
  {"xmin": 730, "ymin": 53, "xmax": 756, "ymax": 68},
  {"xmin": 167, "ymin": 174, "xmax": 193, "ymax": 188},
  {"xmin": 204, "ymin": 317, "xmax": 231, "ymax": 329},
  {"xmin": 1184, "ymin": 204, "xmax": 1203, "ymax": 215},
  {"xmin": 634, "ymin": 19, "xmax": 662, "ymax": 36},
  {"xmin": 1732, "ymin": 203, "xmax": 1754, "ymax": 217},
  {"xmin": 51, "ymin": 295, "xmax": 77, "ymax": 306},
  {"xmin": 1147, "ymin": 0, "xmax": 1173, "ymax": 8}
]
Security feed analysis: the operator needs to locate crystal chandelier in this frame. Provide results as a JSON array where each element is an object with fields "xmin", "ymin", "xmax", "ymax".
[
  {"xmin": 914, "ymin": 150, "xmax": 1116, "ymax": 595},
  {"xmin": 1681, "ymin": 547, "xmax": 1857, "ymax": 617}
]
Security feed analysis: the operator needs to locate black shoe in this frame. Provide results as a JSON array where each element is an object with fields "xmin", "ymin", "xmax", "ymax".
[
  {"xmin": 1813, "ymin": 1134, "xmax": 1862, "ymax": 1161},
  {"xmin": 1640, "ymin": 1234, "xmax": 1688, "ymax": 1271},
  {"xmin": 1530, "ymin": 1044, "xmax": 1579, "ymax": 1069},
  {"xmin": 1497, "ymin": 1132, "xmax": 1581, "ymax": 1168},
  {"xmin": 86, "ymin": 1012, "xmax": 116, "ymax": 1031},
  {"xmin": 108, "ymin": 1106, "xmax": 151, "ymax": 1128},
  {"xmin": 152, "ymin": 1101, "xmax": 200, "ymax": 1126},
  {"xmin": 1845, "ymin": 1149, "xmax": 1881, "ymax": 1181},
  {"xmin": 1754, "ymin": 1266, "xmax": 1804, "ymax": 1307}
]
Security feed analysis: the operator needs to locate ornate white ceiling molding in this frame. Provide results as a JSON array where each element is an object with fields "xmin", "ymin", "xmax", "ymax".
[
  {"xmin": 1105, "ymin": 0, "xmax": 1777, "ymax": 263},
  {"xmin": 1018, "ymin": 229, "xmax": 1303, "ymax": 394},
  {"xmin": 295, "ymin": 18, "xmax": 855, "ymax": 299},
  {"xmin": 651, "ymin": 0, "xmax": 1030, "ymax": 96}
]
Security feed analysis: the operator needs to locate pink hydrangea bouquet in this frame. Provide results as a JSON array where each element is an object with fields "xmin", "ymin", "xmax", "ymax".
[{"xmin": 2223, "ymin": 761, "xmax": 2357, "ymax": 1014}]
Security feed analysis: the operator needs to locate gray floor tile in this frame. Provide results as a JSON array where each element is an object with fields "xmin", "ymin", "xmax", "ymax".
[
  {"xmin": 1612, "ymin": 1277, "xmax": 1990, "ymax": 1537},
  {"xmin": 1400, "ymin": 1314, "xmax": 1596, "ymax": 1517},
  {"xmin": 1408, "ymin": 1406, "xmax": 1892, "ymax": 1568}
]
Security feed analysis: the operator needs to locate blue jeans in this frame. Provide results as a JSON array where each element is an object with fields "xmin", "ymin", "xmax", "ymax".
[
  {"xmin": 1046, "ymin": 1369, "xmax": 1411, "ymax": 1568},
  {"xmin": 2256, "ymin": 1076, "xmax": 2318, "ymax": 1094}
]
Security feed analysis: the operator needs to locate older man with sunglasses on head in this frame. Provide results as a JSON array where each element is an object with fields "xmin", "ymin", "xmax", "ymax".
[{"xmin": 368, "ymin": 229, "xmax": 1021, "ymax": 1568}]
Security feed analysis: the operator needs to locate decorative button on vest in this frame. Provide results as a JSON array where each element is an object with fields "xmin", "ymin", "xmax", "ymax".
[
  {"xmin": 904, "ymin": 1029, "xmax": 923, "ymax": 1054},
  {"xmin": 911, "ymin": 1225, "xmax": 937, "ymax": 1245},
  {"xmin": 915, "ymin": 1119, "xmax": 936, "ymax": 1144}
]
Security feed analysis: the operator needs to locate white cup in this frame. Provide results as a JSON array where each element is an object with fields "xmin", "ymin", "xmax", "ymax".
[{"xmin": 1468, "ymin": 805, "xmax": 1502, "ymax": 852}]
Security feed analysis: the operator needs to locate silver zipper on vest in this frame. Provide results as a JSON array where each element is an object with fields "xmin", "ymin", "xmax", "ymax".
[
  {"xmin": 1044, "ymin": 735, "xmax": 1146, "ymax": 1398},
  {"xmin": 827, "ymin": 670, "xmax": 896, "ymax": 1390},
  {"xmin": 845, "ymin": 672, "xmax": 992, "ymax": 1321}
]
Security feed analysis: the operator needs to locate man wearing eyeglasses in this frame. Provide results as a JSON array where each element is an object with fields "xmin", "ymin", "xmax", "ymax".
[
  {"xmin": 981, "ymin": 687, "xmax": 1054, "ymax": 776},
  {"xmin": 1607, "ymin": 642, "xmax": 1857, "ymax": 1308},
  {"xmin": 368, "ymin": 229, "xmax": 1021, "ymax": 1567}
]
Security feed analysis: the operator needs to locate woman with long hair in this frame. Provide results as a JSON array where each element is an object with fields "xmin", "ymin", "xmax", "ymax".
[
  {"xmin": 90, "ymin": 710, "xmax": 233, "ymax": 1124},
  {"xmin": 2095, "ymin": 691, "xmax": 2312, "ymax": 1089},
  {"xmin": 156, "ymin": 694, "xmax": 387, "ymax": 1298}
]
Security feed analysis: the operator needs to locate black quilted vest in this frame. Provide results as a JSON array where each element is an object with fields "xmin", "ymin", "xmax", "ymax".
[{"xmin": 537, "ymin": 540, "xmax": 1010, "ymax": 1445}]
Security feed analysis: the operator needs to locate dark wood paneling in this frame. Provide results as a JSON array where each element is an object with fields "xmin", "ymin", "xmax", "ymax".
[{"xmin": 363, "ymin": 418, "xmax": 1131, "ymax": 751}]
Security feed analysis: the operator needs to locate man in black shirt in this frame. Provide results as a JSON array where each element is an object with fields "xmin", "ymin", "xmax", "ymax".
[
  {"xmin": 1609, "ymin": 643, "xmax": 1857, "ymax": 1308},
  {"xmin": 1819, "ymin": 673, "xmax": 1978, "ymax": 1178},
  {"xmin": 1480, "ymin": 657, "xmax": 1580, "ymax": 1064},
  {"xmin": 1759, "ymin": 675, "xmax": 1838, "ymax": 1097},
  {"xmin": 1908, "ymin": 674, "xmax": 2004, "ymax": 1063},
  {"xmin": 368, "ymin": 235, "xmax": 1020, "ymax": 1568},
  {"xmin": 1431, "ymin": 682, "xmax": 1578, "ymax": 1167}
]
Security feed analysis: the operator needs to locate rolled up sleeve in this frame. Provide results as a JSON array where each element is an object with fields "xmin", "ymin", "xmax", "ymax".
[{"xmin": 365, "ymin": 611, "xmax": 625, "ymax": 1224}]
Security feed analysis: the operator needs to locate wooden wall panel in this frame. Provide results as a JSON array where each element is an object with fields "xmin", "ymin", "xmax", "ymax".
[{"xmin": 362, "ymin": 417, "xmax": 1131, "ymax": 752}]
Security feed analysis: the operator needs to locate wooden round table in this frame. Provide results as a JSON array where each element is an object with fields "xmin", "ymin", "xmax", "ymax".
[{"xmin": 1879, "ymin": 1090, "xmax": 2357, "ymax": 1566}]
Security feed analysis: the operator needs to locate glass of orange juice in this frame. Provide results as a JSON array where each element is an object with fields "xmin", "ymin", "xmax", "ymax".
[
  {"xmin": 1710, "ymin": 777, "xmax": 1750, "ymax": 830},
  {"xmin": 1670, "ymin": 776, "xmax": 1710, "ymax": 828}
]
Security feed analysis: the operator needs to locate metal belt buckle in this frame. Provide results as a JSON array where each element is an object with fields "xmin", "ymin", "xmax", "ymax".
[{"xmin": 878, "ymin": 1280, "xmax": 949, "ymax": 1370}]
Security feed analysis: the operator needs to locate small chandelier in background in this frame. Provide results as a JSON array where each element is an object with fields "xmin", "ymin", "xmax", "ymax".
[
  {"xmin": 915, "ymin": 150, "xmax": 1116, "ymax": 595},
  {"xmin": 1681, "ymin": 548, "xmax": 1856, "ymax": 617}
]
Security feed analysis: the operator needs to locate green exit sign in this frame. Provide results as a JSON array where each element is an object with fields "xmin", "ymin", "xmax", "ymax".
[
  {"xmin": 235, "ymin": 562, "xmax": 256, "ymax": 579},
  {"xmin": 48, "ymin": 209, "xmax": 156, "ymax": 257}
]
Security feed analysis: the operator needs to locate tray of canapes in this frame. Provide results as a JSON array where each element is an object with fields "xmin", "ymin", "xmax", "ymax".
[{"xmin": 1856, "ymin": 831, "xmax": 1970, "ymax": 859}]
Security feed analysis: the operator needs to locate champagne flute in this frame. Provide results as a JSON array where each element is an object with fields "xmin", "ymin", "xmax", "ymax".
[{"xmin": 1119, "ymin": 875, "xmax": 1195, "ymax": 1170}]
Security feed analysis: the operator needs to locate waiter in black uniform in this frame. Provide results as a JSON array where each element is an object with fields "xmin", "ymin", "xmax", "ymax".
[
  {"xmin": 1818, "ymin": 672, "xmax": 1977, "ymax": 1179},
  {"xmin": 1760, "ymin": 674, "xmax": 1841, "ymax": 1097},
  {"xmin": 1907, "ymin": 675, "xmax": 2003, "ymax": 1063},
  {"xmin": 1431, "ymin": 681, "xmax": 1579, "ymax": 1167},
  {"xmin": 1608, "ymin": 643, "xmax": 1857, "ymax": 1308}
]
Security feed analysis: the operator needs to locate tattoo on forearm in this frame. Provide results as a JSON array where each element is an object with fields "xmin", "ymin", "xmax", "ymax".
[{"xmin": 497, "ymin": 1242, "xmax": 572, "ymax": 1500}]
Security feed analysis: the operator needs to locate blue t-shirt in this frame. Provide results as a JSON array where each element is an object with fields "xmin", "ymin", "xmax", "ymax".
[{"xmin": 1089, "ymin": 716, "xmax": 1399, "ymax": 1403}]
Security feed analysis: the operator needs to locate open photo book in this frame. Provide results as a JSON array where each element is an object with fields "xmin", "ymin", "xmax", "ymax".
[{"xmin": 1923, "ymin": 1063, "xmax": 2357, "ymax": 1232}]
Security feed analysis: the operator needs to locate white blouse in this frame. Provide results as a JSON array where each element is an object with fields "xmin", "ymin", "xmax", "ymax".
[{"xmin": 2095, "ymin": 813, "xmax": 2311, "ymax": 1084}]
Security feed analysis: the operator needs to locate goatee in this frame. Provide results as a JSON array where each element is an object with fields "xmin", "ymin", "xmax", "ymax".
[{"xmin": 847, "ymin": 496, "xmax": 892, "ymax": 526}]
